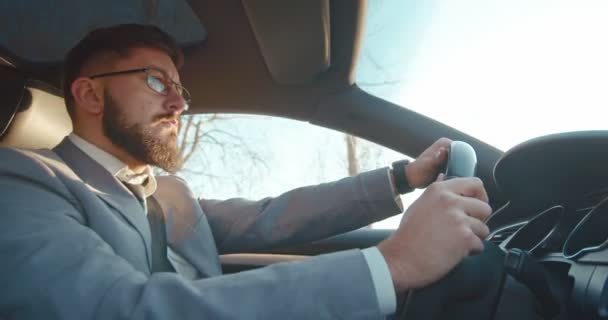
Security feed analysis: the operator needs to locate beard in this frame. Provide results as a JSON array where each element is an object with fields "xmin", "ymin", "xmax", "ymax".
[{"xmin": 102, "ymin": 91, "xmax": 183, "ymax": 173}]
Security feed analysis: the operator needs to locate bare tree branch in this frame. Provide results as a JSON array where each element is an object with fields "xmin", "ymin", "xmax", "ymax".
[
  {"xmin": 345, "ymin": 134, "xmax": 360, "ymax": 176},
  {"xmin": 179, "ymin": 114, "xmax": 195, "ymax": 157},
  {"xmin": 180, "ymin": 168, "xmax": 228, "ymax": 179},
  {"xmin": 182, "ymin": 119, "xmax": 202, "ymax": 165}
]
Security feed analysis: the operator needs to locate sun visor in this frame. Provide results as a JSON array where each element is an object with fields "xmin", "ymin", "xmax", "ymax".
[
  {"xmin": 243, "ymin": 0, "xmax": 331, "ymax": 84},
  {"xmin": 0, "ymin": 0, "xmax": 206, "ymax": 65}
]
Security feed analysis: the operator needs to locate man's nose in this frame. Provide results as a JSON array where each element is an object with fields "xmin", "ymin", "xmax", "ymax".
[{"xmin": 164, "ymin": 91, "xmax": 188, "ymax": 113}]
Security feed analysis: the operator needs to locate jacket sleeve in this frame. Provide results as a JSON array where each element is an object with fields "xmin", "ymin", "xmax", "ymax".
[
  {"xmin": 198, "ymin": 168, "xmax": 403, "ymax": 253},
  {"xmin": 0, "ymin": 149, "xmax": 385, "ymax": 320}
]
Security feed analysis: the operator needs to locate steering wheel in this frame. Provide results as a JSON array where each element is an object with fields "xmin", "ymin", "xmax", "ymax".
[
  {"xmin": 399, "ymin": 141, "xmax": 507, "ymax": 319},
  {"xmin": 398, "ymin": 241, "xmax": 506, "ymax": 319}
]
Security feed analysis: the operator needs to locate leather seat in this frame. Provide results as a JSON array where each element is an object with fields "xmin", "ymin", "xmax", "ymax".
[{"xmin": 0, "ymin": 66, "xmax": 71, "ymax": 149}]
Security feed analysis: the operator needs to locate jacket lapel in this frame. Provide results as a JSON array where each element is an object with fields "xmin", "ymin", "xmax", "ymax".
[
  {"xmin": 53, "ymin": 138, "xmax": 152, "ymax": 269},
  {"xmin": 152, "ymin": 177, "xmax": 222, "ymax": 277},
  {"xmin": 164, "ymin": 206, "xmax": 222, "ymax": 277}
]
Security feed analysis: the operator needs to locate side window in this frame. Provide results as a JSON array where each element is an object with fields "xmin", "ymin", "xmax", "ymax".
[{"xmin": 173, "ymin": 114, "xmax": 422, "ymax": 229}]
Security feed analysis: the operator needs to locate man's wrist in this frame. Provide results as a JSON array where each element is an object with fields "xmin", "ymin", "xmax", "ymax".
[
  {"xmin": 377, "ymin": 241, "xmax": 411, "ymax": 292},
  {"xmin": 361, "ymin": 247, "xmax": 398, "ymax": 315},
  {"xmin": 391, "ymin": 160, "xmax": 415, "ymax": 194}
]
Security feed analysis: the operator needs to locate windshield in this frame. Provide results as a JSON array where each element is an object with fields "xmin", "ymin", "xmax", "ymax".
[{"xmin": 357, "ymin": 0, "xmax": 608, "ymax": 151}]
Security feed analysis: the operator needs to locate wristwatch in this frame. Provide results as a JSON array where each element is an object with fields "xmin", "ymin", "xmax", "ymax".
[{"xmin": 391, "ymin": 159, "xmax": 414, "ymax": 194}]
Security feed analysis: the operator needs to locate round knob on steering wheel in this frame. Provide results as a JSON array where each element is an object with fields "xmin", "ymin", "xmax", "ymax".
[{"xmin": 444, "ymin": 141, "xmax": 477, "ymax": 180}]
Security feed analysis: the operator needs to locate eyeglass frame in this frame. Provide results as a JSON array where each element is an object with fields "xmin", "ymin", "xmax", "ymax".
[{"xmin": 88, "ymin": 67, "xmax": 191, "ymax": 108}]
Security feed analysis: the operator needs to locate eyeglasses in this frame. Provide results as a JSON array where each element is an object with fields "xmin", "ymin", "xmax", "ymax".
[{"xmin": 89, "ymin": 67, "xmax": 191, "ymax": 110}]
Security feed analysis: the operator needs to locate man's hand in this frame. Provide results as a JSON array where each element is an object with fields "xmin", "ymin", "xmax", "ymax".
[
  {"xmin": 377, "ymin": 175, "xmax": 491, "ymax": 292},
  {"xmin": 405, "ymin": 138, "xmax": 452, "ymax": 188}
]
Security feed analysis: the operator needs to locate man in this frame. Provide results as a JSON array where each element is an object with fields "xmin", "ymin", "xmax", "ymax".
[{"xmin": 0, "ymin": 24, "xmax": 491, "ymax": 319}]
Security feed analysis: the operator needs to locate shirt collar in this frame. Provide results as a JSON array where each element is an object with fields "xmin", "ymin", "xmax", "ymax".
[{"xmin": 68, "ymin": 133, "xmax": 158, "ymax": 197}]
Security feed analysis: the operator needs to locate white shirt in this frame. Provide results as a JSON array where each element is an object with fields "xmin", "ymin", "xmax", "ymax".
[{"xmin": 68, "ymin": 132, "xmax": 396, "ymax": 315}]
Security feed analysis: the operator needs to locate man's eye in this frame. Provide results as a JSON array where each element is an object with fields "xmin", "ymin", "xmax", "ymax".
[{"xmin": 147, "ymin": 76, "xmax": 167, "ymax": 94}]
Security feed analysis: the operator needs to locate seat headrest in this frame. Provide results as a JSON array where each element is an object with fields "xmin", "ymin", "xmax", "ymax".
[{"xmin": 0, "ymin": 66, "xmax": 72, "ymax": 149}]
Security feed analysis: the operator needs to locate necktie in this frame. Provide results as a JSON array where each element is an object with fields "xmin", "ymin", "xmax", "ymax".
[{"xmin": 123, "ymin": 182, "xmax": 175, "ymax": 273}]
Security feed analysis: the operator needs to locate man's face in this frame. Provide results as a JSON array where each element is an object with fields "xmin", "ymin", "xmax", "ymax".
[{"xmin": 98, "ymin": 48, "xmax": 187, "ymax": 172}]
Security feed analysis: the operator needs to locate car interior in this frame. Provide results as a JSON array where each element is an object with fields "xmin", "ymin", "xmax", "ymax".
[{"xmin": 2, "ymin": 0, "xmax": 608, "ymax": 319}]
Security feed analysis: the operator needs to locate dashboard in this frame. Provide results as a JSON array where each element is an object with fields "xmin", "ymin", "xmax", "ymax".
[{"xmin": 485, "ymin": 131, "xmax": 608, "ymax": 319}]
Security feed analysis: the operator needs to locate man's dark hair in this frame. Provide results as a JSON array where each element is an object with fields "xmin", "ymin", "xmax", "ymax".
[{"xmin": 63, "ymin": 24, "xmax": 184, "ymax": 119}]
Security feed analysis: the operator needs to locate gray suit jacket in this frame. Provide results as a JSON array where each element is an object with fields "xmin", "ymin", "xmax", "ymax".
[{"xmin": 0, "ymin": 138, "xmax": 401, "ymax": 319}]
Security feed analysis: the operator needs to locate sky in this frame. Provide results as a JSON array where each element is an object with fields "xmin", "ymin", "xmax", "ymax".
[
  {"xmin": 358, "ymin": 0, "xmax": 608, "ymax": 152},
  {"xmin": 180, "ymin": 0, "xmax": 608, "ymax": 229}
]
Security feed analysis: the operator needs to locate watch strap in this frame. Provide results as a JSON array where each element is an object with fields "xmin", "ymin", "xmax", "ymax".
[{"xmin": 392, "ymin": 159, "xmax": 414, "ymax": 194}]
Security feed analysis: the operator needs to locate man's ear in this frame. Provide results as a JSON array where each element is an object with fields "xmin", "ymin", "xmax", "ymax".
[{"xmin": 71, "ymin": 77, "xmax": 103, "ymax": 115}]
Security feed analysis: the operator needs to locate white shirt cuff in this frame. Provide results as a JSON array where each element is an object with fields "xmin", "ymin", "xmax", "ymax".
[{"xmin": 361, "ymin": 247, "xmax": 397, "ymax": 315}]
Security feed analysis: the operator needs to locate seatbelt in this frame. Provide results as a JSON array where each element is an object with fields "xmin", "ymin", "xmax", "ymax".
[{"xmin": 146, "ymin": 197, "xmax": 176, "ymax": 273}]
